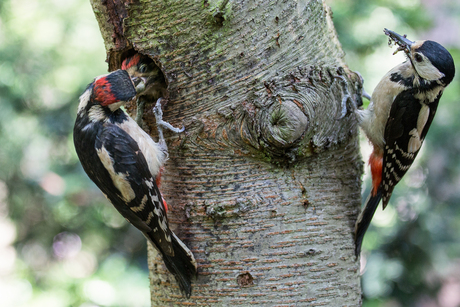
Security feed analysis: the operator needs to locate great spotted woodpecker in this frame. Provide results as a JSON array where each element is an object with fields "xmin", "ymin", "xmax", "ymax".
[
  {"xmin": 73, "ymin": 69, "xmax": 196, "ymax": 296},
  {"xmin": 355, "ymin": 29, "xmax": 455, "ymax": 255}
]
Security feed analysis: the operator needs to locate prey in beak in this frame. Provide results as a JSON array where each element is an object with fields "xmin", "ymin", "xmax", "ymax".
[{"xmin": 384, "ymin": 28, "xmax": 414, "ymax": 55}]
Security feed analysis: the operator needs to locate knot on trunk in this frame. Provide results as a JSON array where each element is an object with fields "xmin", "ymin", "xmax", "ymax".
[
  {"xmin": 231, "ymin": 66, "xmax": 363, "ymax": 162},
  {"xmin": 260, "ymin": 100, "xmax": 309, "ymax": 148}
]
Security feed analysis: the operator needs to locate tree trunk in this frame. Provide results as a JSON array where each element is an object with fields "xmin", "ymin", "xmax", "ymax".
[{"xmin": 90, "ymin": 0, "xmax": 364, "ymax": 305}]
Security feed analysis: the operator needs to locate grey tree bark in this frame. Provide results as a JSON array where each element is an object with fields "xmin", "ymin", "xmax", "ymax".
[{"xmin": 90, "ymin": 0, "xmax": 364, "ymax": 305}]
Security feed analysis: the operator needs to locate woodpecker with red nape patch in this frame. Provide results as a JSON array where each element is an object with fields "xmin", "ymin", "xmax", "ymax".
[
  {"xmin": 73, "ymin": 69, "xmax": 196, "ymax": 297},
  {"xmin": 122, "ymin": 54, "xmax": 168, "ymax": 126},
  {"xmin": 355, "ymin": 29, "xmax": 455, "ymax": 255}
]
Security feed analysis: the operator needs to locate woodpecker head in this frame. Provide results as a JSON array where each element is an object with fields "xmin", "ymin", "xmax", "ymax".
[
  {"xmin": 78, "ymin": 69, "xmax": 137, "ymax": 116},
  {"xmin": 121, "ymin": 54, "xmax": 166, "ymax": 97},
  {"xmin": 384, "ymin": 28, "xmax": 455, "ymax": 86}
]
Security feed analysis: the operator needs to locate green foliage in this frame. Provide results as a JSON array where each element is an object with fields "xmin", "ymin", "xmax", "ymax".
[
  {"xmin": 328, "ymin": 0, "xmax": 460, "ymax": 306},
  {"xmin": 0, "ymin": 0, "xmax": 149, "ymax": 306}
]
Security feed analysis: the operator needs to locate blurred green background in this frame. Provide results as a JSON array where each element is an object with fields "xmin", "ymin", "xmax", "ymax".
[
  {"xmin": 0, "ymin": 0, "xmax": 150, "ymax": 306},
  {"xmin": 0, "ymin": 0, "xmax": 458, "ymax": 306}
]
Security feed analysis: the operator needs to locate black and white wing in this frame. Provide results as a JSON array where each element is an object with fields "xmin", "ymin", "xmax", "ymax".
[
  {"xmin": 94, "ymin": 123, "xmax": 174, "ymax": 254},
  {"xmin": 381, "ymin": 89, "xmax": 440, "ymax": 208}
]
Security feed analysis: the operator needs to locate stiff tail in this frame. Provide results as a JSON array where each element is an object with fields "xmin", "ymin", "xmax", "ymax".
[
  {"xmin": 151, "ymin": 232, "xmax": 197, "ymax": 297},
  {"xmin": 354, "ymin": 188, "xmax": 382, "ymax": 256}
]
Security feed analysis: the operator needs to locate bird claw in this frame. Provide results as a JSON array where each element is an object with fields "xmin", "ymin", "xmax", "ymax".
[
  {"xmin": 158, "ymin": 121, "xmax": 185, "ymax": 134},
  {"xmin": 153, "ymin": 98, "xmax": 185, "ymax": 149},
  {"xmin": 333, "ymin": 74, "xmax": 352, "ymax": 119},
  {"xmin": 153, "ymin": 98, "xmax": 185, "ymax": 133},
  {"xmin": 362, "ymin": 90, "xmax": 371, "ymax": 101},
  {"xmin": 355, "ymin": 71, "xmax": 371, "ymax": 101}
]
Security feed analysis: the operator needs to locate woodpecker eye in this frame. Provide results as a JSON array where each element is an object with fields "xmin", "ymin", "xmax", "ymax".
[
  {"xmin": 139, "ymin": 64, "xmax": 148, "ymax": 73},
  {"xmin": 414, "ymin": 53, "xmax": 423, "ymax": 63}
]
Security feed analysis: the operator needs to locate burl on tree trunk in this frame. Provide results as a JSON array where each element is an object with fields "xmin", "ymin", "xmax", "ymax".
[{"xmin": 90, "ymin": 0, "xmax": 365, "ymax": 305}]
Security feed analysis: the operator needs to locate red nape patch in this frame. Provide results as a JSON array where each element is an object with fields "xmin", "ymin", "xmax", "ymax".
[
  {"xmin": 121, "ymin": 54, "xmax": 141, "ymax": 70},
  {"xmin": 369, "ymin": 150, "xmax": 383, "ymax": 196},
  {"xmin": 94, "ymin": 77, "xmax": 118, "ymax": 106}
]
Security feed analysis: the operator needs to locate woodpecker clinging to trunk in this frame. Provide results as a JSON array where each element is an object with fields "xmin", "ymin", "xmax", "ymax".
[
  {"xmin": 355, "ymin": 29, "xmax": 455, "ymax": 255},
  {"xmin": 73, "ymin": 68, "xmax": 196, "ymax": 297}
]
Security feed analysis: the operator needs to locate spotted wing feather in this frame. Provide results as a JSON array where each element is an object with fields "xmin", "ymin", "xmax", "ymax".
[
  {"xmin": 381, "ymin": 89, "xmax": 440, "ymax": 208},
  {"xmin": 94, "ymin": 124, "xmax": 174, "ymax": 254},
  {"xmin": 93, "ymin": 124, "xmax": 197, "ymax": 296}
]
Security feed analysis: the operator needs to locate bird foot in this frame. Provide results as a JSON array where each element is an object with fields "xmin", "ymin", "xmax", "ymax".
[{"xmin": 153, "ymin": 98, "xmax": 185, "ymax": 147}]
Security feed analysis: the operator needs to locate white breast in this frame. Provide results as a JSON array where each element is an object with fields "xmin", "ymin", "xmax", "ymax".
[
  {"xmin": 117, "ymin": 116, "xmax": 167, "ymax": 177},
  {"xmin": 357, "ymin": 63, "xmax": 410, "ymax": 150}
]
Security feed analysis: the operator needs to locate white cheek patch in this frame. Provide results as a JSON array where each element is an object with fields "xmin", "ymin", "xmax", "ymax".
[
  {"xmin": 97, "ymin": 146, "xmax": 136, "ymax": 202},
  {"xmin": 88, "ymin": 105, "xmax": 107, "ymax": 123},
  {"xmin": 413, "ymin": 57, "xmax": 445, "ymax": 81}
]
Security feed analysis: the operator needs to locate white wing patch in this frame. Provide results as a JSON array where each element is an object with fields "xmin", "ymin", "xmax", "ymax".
[
  {"xmin": 417, "ymin": 104, "xmax": 430, "ymax": 133},
  {"xmin": 408, "ymin": 128, "xmax": 422, "ymax": 153},
  {"xmin": 408, "ymin": 103, "xmax": 429, "ymax": 153},
  {"xmin": 96, "ymin": 146, "xmax": 136, "ymax": 202}
]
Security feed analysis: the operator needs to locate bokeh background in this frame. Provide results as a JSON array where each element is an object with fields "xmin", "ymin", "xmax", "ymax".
[{"xmin": 0, "ymin": 0, "xmax": 458, "ymax": 306}]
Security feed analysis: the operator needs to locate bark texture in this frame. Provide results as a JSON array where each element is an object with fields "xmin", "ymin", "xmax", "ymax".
[{"xmin": 90, "ymin": 0, "xmax": 364, "ymax": 305}]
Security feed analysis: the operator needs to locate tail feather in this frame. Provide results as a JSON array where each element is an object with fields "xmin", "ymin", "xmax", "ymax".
[
  {"xmin": 149, "ymin": 232, "xmax": 197, "ymax": 297},
  {"xmin": 354, "ymin": 188, "xmax": 382, "ymax": 256}
]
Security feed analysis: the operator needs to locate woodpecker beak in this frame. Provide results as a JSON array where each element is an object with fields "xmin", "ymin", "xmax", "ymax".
[
  {"xmin": 384, "ymin": 28, "xmax": 413, "ymax": 53},
  {"xmin": 131, "ymin": 76, "xmax": 148, "ymax": 94},
  {"xmin": 132, "ymin": 76, "xmax": 142, "ymax": 87}
]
